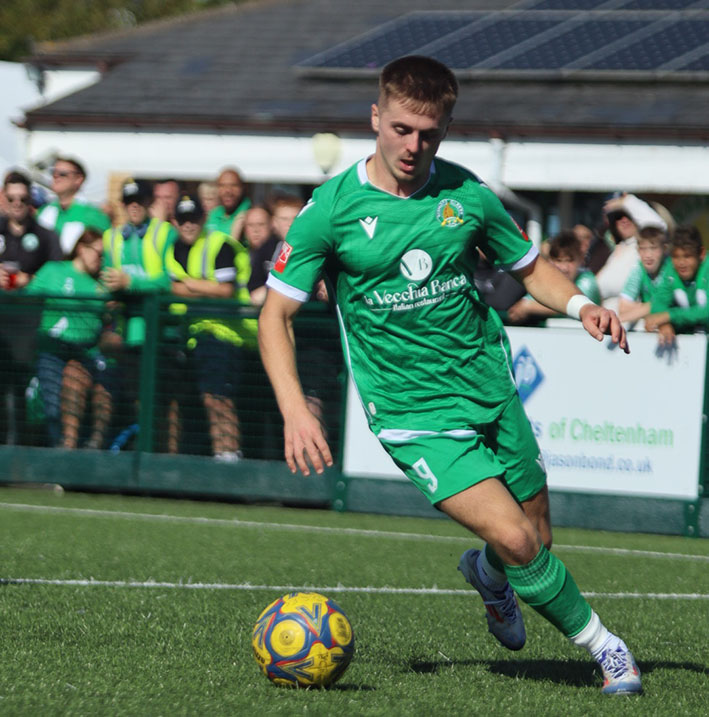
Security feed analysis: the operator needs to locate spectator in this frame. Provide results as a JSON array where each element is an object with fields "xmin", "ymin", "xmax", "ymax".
[
  {"xmin": 36, "ymin": 157, "xmax": 111, "ymax": 256},
  {"xmin": 205, "ymin": 168, "xmax": 251, "ymax": 241},
  {"xmin": 645, "ymin": 225, "xmax": 708, "ymax": 346},
  {"xmin": 270, "ymin": 194, "xmax": 303, "ymax": 250},
  {"xmin": 101, "ymin": 179, "xmax": 177, "ymax": 435},
  {"xmin": 573, "ymin": 223, "xmax": 612, "ymax": 275},
  {"xmin": 244, "ymin": 205, "xmax": 279, "ymax": 305},
  {"xmin": 152, "ymin": 178, "xmax": 181, "ymax": 224},
  {"xmin": 197, "ymin": 181, "xmax": 219, "ymax": 214},
  {"xmin": 24, "ymin": 230, "xmax": 113, "ymax": 449},
  {"xmin": 596, "ymin": 193, "xmax": 667, "ymax": 311},
  {"xmin": 0, "ymin": 170, "xmax": 64, "ymax": 445},
  {"xmin": 507, "ymin": 230, "xmax": 600, "ymax": 323},
  {"xmin": 1, "ymin": 170, "xmax": 62, "ymax": 291},
  {"xmin": 618, "ymin": 226, "xmax": 670, "ymax": 326},
  {"xmin": 166, "ymin": 195, "xmax": 254, "ymax": 462}
]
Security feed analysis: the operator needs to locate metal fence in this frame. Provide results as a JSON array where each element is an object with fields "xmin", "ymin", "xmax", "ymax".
[{"xmin": 0, "ymin": 293, "xmax": 344, "ymax": 466}]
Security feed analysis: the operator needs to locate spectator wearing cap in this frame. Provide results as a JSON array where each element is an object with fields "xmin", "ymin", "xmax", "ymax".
[
  {"xmin": 165, "ymin": 195, "xmax": 256, "ymax": 462},
  {"xmin": 36, "ymin": 156, "xmax": 111, "ymax": 257},
  {"xmin": 596, "ymin": 193, "xmax": 668, "ymax": 311},
  {"xmin": 1, "ymin": 170, "xmax": 62, "ymax": 291},
  {"xmin": 205, "ymin": 168, "xmax": 251, "ymax": 242}
]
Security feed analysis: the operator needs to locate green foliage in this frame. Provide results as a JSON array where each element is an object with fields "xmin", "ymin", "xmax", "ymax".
[
  {"xmin": 0, "ymin": 487, "xmax": 708, "ymax": 714},
  {"xmin": 0, "ymin": 0, "xmax": 238, "ymax": 61}
]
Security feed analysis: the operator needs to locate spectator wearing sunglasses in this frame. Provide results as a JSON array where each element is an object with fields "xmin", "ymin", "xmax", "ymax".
[
  {"xmin": 36, "ymin": 156, "xmax": 111, "ymax": 257},
  {"xmin": 1, "ymin": 170, "xmax": 62, "ymax": 291}
]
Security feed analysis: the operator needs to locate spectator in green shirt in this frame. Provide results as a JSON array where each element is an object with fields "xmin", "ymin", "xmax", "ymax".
[
  {"xmin": 507, "ymin": 230, "xmax": 600, "ymax": 323},
  {"xmin": 205, "ymin": 167, "xmax": 251, "ymax": 241},
  {"xmin": 645, "ymin": 224, "xmax": 709, "ymax": 346},
  {"xmin": 25, "ymin": 230, "xmax": 113, "ymax": 449},
  {"xmin": 36, "ymin": 156, "xmax": 111, "ymax": 257}
]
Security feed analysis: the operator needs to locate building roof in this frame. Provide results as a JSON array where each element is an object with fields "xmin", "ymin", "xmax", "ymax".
[{"xmin": 22, "ymin": 0, "xmax": 709, "ymax": 141}]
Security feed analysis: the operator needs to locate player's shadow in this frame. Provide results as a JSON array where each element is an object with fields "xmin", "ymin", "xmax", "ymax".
[{"xmin": 409, "ymin": 657, "xmax": 708, "ymax": 687}]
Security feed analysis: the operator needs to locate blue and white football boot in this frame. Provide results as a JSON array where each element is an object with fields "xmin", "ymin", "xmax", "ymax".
[
  {"xmin": 597, "ymin": 640, "xmax": 642, "ymax": 695},
  {"xmin": 458, "ymin": 548, "xmax": 526, "ymax": 651}
]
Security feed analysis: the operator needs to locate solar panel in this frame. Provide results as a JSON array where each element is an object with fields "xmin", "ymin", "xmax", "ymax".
[
  {"xmin": 296, "ymin": 13, "xmax": 478, "ymax": 70},
  {"xmin": 617, "ymin": 0, "xmax": 706, "ymax": 9},
  {"xmin": 295, "ymin": 7, "xmax": 709, "ymax": 80},
  {"xmin": 585, "ymin": 19, "xmax": 709, "ymax": 70},
  {"xmin": 493, "ymin": 18, "xmax": 649, "ymax": 70},
  {"xmin": 430, "ymin": 17, "xmax": 563, "ymax": 69}
]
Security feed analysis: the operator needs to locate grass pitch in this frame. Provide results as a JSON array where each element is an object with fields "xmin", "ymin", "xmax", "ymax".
[{"xmin": 1, "ymin": 486, "xmax": 707, "ymax": 715}]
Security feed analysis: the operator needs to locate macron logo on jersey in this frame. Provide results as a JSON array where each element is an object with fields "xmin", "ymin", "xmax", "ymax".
[
  {"xmin": 274, "ymin": 241, "xmax": 293, "ymax": 272},
  {"xmin": 359, "ymin": 216, "xmax": 378, "ymax": 239}
]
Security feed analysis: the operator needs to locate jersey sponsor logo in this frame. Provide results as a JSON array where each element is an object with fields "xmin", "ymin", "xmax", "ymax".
[
  {"xmin": 436, "ymin": 199, "xmax": 464, "ymax": 228},
  {"xmin": 273, "ymin": 241, "xmax": 293, "ymax": 272},
  {"xmin": 359, "ymin": 216, "xmax": 378, "ymax": 239},
  {"xmin": 399, "ymin": 249, "xmax": 432, "ymax": 282},
  {"xmin": 362, "ymin": 273, "xmax": 468, "ymax": 311}
]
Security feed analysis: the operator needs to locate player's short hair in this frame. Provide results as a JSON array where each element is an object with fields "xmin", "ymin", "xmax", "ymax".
[
  {"xmin": 3, "ymin": 169, "xmax": 31, "ymax": 191},
  {"xmin": 379, "ymin": 55, "xmax": 458, "ymax": 116},
  {"xmin": 638, "ymin": 226, "xmax": 667, "ymax": 248},
  {"xmin": 671, "ymin": 225, "xmax": 703, "ymax": 256},
  {"xmin": 548, "ymin": 230, "xmax": 582, "ymax": 262}
]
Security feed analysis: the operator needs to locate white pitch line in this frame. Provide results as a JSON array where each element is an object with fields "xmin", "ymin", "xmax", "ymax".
[
  {"xmin": 1, "ymin": 577, "xmax": 708, "ymax": 599},
  {"xmin": 1, "ymin": 501, "xmax": 708, "ymax": 563}
]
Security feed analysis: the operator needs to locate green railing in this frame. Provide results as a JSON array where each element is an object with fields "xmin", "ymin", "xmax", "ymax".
[{"xmin": 0, "ymin": 293, "xmax": 345, "ymax": 503}]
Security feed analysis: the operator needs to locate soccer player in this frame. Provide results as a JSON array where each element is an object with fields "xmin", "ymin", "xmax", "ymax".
[{"xmin": 258, "ymin": 55, "xmax": 640, "ymax": 695}]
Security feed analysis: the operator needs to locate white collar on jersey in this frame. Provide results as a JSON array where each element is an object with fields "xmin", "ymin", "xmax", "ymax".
[{"xmin": 357, "ymin": 156, "xmax": 436, "ymax": 198}]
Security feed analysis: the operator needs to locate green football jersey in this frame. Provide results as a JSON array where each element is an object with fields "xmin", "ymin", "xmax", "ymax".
[
  {"xmin": 574, "ymin": 270, "xmax": 601, "ymax": 304},
  {"xmin": 37, "ymin": 199, "xmax": 111, "ymax": 257},
  {"xmin": 24, "ymin": 261, "xmax": 107, "ymax": 344},
  {"xmin": 267, "ymin": 158, "xmax": 538, "ymax": 433},
  {"xmin": 620, "ymin": 256, "xmax": 671, "ymax": 303},
  {"xmin": 205, "ymin": 199, "xmax": 252, "ymax": 237},
  {"xmin": 651, "ymin": 257, "xmax": 709, "ymax": 331}
]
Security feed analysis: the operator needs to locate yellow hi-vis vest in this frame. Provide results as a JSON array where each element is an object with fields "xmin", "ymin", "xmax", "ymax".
[
  {"xmin": 103, "ymin": 218, "xmax": 174, "ymax": 277},
  {"xmin": 165, "ymin": 230, "xmax": 257, "ymax": 348}
]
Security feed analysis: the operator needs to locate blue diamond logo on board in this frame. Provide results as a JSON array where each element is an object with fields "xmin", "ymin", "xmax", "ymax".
[{"xmin": 513, "ymin": 346, "xmax": 544, "ymax": 404}]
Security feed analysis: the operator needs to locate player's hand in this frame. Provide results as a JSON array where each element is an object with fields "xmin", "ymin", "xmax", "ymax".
[
  {"xmin": 579, "ymin": 303, "xmax": 630, "ymax": 354},
  {"xmin": 283, "ymin": 404, "xmax": 333, "ymax": 477}
]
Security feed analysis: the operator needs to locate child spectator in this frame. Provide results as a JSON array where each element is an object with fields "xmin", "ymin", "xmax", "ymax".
[
  {"xmin": 507, "ymin": 230, "xmax": 600, "ymax": 323},
  {"xmin": 618, "ymin": 226, "xmax": 671, "ymax": 325},
  {"xmin": 24, "ymin": 230, "xmax": 113, "ymax": 449},
  {"xmin": 645, "ymin": 225, "xmax": 708, "ymax": 346},
  {"xmin": 596, "ymin": 193, "xmax": 667, "ymax": 311}
]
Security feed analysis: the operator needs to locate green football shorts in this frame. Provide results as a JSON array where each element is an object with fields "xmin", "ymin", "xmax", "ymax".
[{"xmin": 377, "ymin": 394, "xmax": 546, "ymax": 505}]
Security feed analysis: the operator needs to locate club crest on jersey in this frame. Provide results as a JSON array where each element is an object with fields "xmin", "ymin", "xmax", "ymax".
[
  {"xmin": 274, "ymin": 241, "xmax": 293, "ymax": 272},
  {"xmin": 436, "ymin": 199, "xmax": 464, "ymax": 228}
]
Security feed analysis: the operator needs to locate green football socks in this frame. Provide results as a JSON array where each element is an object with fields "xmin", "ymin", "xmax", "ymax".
[{"xmin": 504, "ymin": 544, "xmax": 592, "ymax": 638}]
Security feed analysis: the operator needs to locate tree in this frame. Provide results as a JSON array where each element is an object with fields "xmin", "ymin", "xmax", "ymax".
[{"xmin": 0, "ymin": 0, "xmax": 237, "ymax": 61}]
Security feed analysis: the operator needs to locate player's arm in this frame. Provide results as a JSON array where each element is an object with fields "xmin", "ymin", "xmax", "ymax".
[
  {"xmin": 258, "ymin": 288, "xmax": 333, "ymax": 476},
  {"xmin": 513, "ymin": 255, "xmax": 629, "ymax": 353}
]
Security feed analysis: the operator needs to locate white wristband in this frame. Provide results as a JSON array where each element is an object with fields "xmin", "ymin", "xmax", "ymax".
[{"xmin": 566, "ymin": 294, "xmax": 595, "ymax": 320}]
